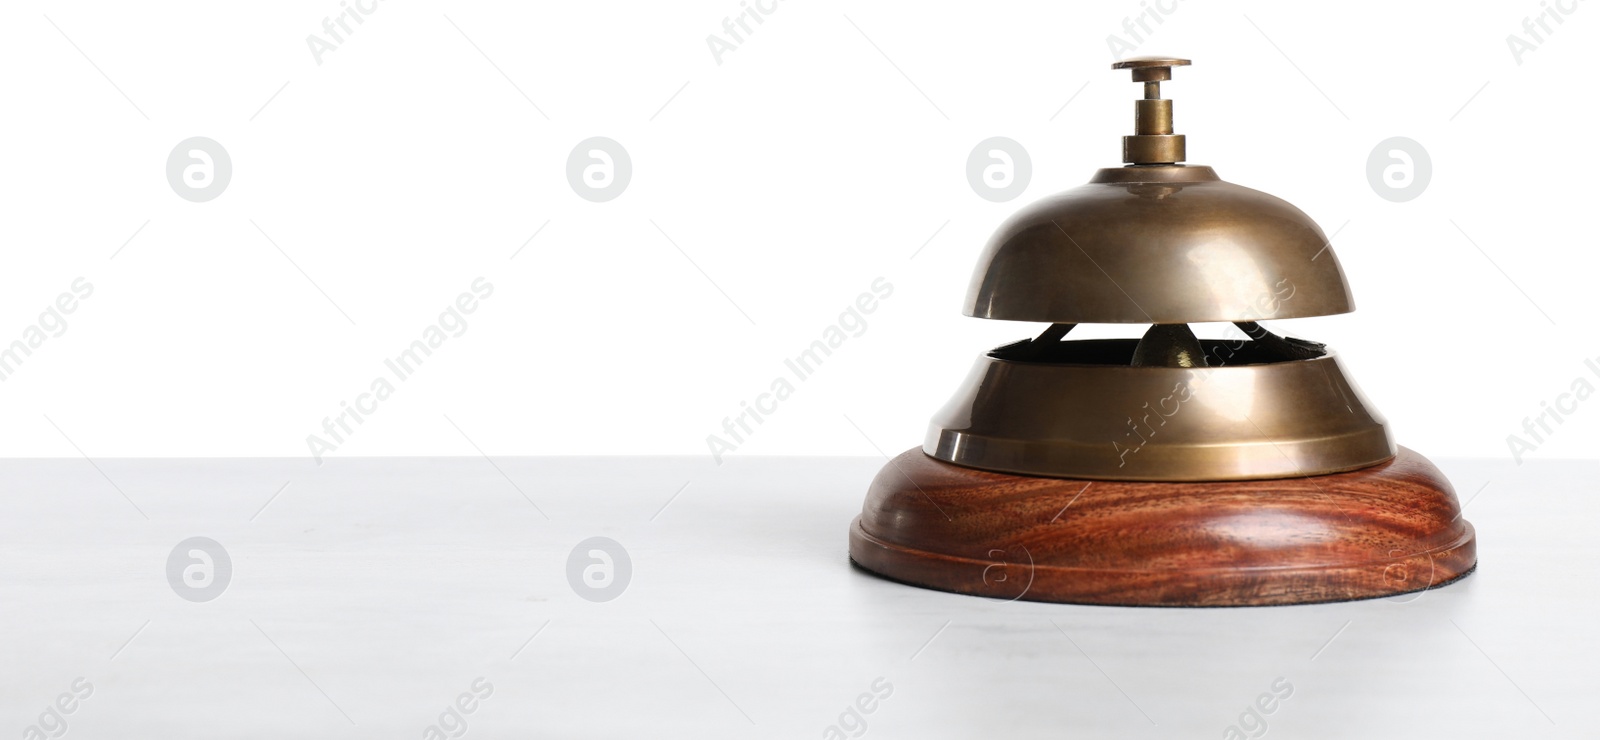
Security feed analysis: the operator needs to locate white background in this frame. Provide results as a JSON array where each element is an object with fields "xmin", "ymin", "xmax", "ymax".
[{"xmin": 0, "ymin": 0, "xmax": 1594, "ymax": 464}]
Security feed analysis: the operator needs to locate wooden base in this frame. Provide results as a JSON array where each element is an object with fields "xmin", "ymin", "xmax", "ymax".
[{"xmin": 849, "ymin": 447, "xmax": 1476, "ymax": 606}]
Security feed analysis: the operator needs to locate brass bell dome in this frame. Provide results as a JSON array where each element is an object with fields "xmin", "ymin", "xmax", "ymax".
[
  {"xmin": 928, "ymin": 57, "xmax": 1394, "ymax": 482},
  {"xmin": 966, "ymin": 58, "xmax": 1353, "ymax": 324},
  {"xmin": 965, "ymin": 166, "xmax": 1355, "ymax": 323}
]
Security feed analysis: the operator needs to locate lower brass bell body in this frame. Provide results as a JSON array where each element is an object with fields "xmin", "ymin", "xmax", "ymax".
[
  {"xmin": 927, "ymin": 338, "xmax": 1395, "ymax": 482},
  {"xmin": 848, "ymin": 56, "xmax": 1476, "ymax": 607}
]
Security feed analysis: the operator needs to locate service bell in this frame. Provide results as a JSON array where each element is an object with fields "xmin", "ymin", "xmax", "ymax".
[{"xmin": 849, "ymin": 57, "xmax": 1476, "ymax": 606}]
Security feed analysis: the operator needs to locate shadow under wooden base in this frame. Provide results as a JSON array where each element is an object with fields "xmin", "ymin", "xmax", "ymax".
[{"xmin": 849, "ymin": 447, "xmax": 1476, "ymax": 607}]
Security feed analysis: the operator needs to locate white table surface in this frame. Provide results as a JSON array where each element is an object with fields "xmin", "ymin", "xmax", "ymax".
[{"xmin": 0, "ymin": 455, "xmax": 1593, "ymax": 738}]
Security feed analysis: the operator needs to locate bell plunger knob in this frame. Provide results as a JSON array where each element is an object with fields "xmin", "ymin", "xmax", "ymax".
[{"xmin": 1112, "ymin": 56, "xmax": 1190, "ymax": 165}]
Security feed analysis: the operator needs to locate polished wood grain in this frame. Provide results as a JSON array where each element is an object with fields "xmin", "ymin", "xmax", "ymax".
[{"xmin": 850, "ymin": 447, "xmax": 1476, "ymax": 606}]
